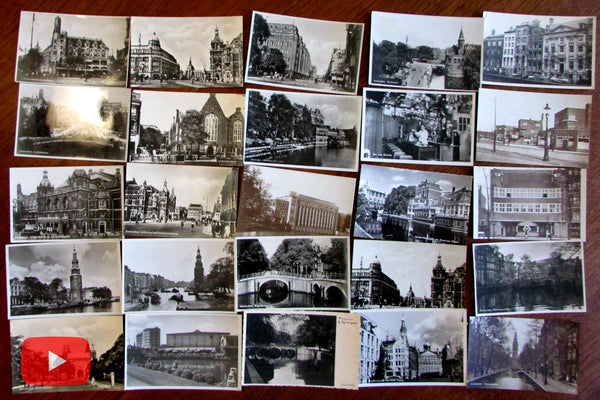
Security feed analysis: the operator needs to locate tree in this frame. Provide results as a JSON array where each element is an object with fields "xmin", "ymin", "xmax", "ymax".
[
  {"xmin": 384, "ymin": 185, "xmax": 416, "ymax": 215},
  {"xmin": 179, "ymin": 109, "xmax": 209, "ymax": 154},
  {"xmin": 206, "ymin": 256, "xmax": 234, "ymax": 293},
  {"xmin": 270, "ymin": 239, "xmax": 315, "ymax": 273},
  {"xmin": 463, "ymin": 45, "xmax": 481, "ymax": 90},
  {"xmin": 293, "ymin": 104, "xmax": 313, "ymax": 141},
  {"xmin": 246, "ymin": 314, "xmax": 277, "ymax": 344},
  {"xmin": 91, "ymin": 333, "xmax": 124, "ymax": 383},
  {"xmin": 237, "ymin": 239, "xmax": 270, "ymax": 276},
  {"xmin": 11, "ymin": 335, "xmax": 24, "ymax": 387},
  {"xmin": 18, "ymin": 46, "xmax": 43, "ymax": 76},
  {"xmin": 249, "ymin": 13, "xmax": 271, "ymax": 75},
  {"xmin": 247, "ymin": 91, "xmax": 269, "ymax": 139},
  {"xmin": 415, "ymin": 45, "xmax": 434, "ymax": 61},
  {"xmin": 139, "ymin": 125, "xmax": 165, "ymax": 154},
  {"xmin": 49, "ymin": 278, "xmax": 67, "ymax": 303},
  {"xmin": 92, "ymin": 287, "xmax": 112, "ymax": 300},
  {"xmin": 23, "ymin": 276, "xmax": 48, "ymax": 304},
  {"xmin": 321, "ymin": 239, "xmax": 347, "ymax": 275},
  {"xmin": 296, "ymin": 315, "xmax": 336, "ymax": 350},
  {"xmin": 267, "ymin": 93, "xmax": 295, "ymax": 140},
  {"xmin": 237, "ymin": 167, "xmax": 275, "ymax": 232},
  {"xmin": 262, "ymin": 48, "xmax": 287, "ymax": 76}
]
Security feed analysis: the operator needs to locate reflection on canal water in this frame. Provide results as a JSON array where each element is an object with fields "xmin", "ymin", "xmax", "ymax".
[
  {"xmin": 252, "ymin": 146, "xmax": 356, "ymax": 169},
  {"xmin": 477, "ymin": 285, "xmax": 584, "ymax": 314},
  {"xmin": 125, "ymin": 288, "xmax": 233, "ymax": 312},
  {"xmin": 470, "ymin": 370, "xmax": 540, "ymax": 391},
  {"xmin": 239, "ymin": 289, "xmax": 346, "ymax": 309},
  {"xmin": 13, "ymin": 300, "xmax": 121, "ymax": 316}
]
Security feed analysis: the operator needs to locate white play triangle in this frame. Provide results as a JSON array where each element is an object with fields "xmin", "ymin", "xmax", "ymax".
[{"xmin": 48, "ymin": 351, "xmax": 66, "ymax": 371}]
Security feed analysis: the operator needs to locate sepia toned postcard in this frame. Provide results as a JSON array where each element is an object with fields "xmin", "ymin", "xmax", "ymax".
[
  {"xmin": 482, "ymin": 12, "xmax": 596, "ymax": 89},
  {"xmin": 124, "ymin": 163, "xmax": 238, "ymax": 239},
  {"xmin": 237, "ymin": 165, "xmax": 356, "ymax": 236},
  {"xmin": 125, "ymin": 312, "xmax": 242, "ymax": 390},
  {"xmin": 15, "ymin": 84, "xmax": 130, "ymax": 162},
  {"xmin": 237, "ymin": 236, "xmax": 350, "ymax": 310},
  {"xmin": 244, "ymin": 89, "xmax": 361, "ymax": 171},
  {"xmin": 122, "ymin": 239, "xmax": 235, "ymax": 313},
  {"xmin": 243, "ymin": 310, "xmax": 360, "ymax": 389},
  {"xmin": 130, "ymin": 16, "xmax": 243, "ymax": 88},
  {"xmin": 16, "ymin": 11, "xmax": 129, "ymax": 87},
  {"xmin": 129, "ymin": 90, "xmax": 245, "ymax": 166},
  {"xmin": 246, "ymin": 11, "xmax": 364, "ymax": 95},
  {"xmin": 362, "ymin": 88, "xmax": 475, "ymax": 165},
  {"xmin": 10, "ymin": 166, "xmax": 124, "ymax": 243},
  {"xmin": 369, "ymin": 12, "xmax": 482, "ymax": 91},
  {"xmin": 476, "ymin": 88, "xmax": 591, "ymax": 168},
  {"xmin": 354, "ymin": 308, "xmax": 467, "ymax": 386}
]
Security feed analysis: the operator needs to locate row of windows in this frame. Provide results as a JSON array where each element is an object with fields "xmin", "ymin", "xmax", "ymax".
[
  {"xmin": 494, "ymin": 187, "xmax": 562, "ymax": 198},
  {"xmin": 493, "ymin": 202, "xmax": 562, "ymax": 213}
]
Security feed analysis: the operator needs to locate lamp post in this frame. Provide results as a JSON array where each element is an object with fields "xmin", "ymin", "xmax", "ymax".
[{"xmin": 543, "ymin": 103, "xmax": 551, "ymax": 161}]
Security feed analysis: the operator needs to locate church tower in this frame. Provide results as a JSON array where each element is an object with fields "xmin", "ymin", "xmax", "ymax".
[
  {"xmin": 457, "ymin": 27, "xmax": 465, "ymax": 50},
  {"xmin": 194, "ymin": 247, "xmax": 205, "ymax": 293},
  {"xmin": 431, "ymin": 255, "xmax": 447, "ymax": 308},
  {"xmin": 512, "ymin": 332, "xmax": 519, "ymax": 361},
  {"xmin": 70, "ymin": 246, "xmax": 83, "ymax": 303}
]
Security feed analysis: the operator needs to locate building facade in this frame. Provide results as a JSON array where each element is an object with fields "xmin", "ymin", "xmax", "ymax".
[
  {"xmin": 220, "ymin": 169, "xmax": 238, "ymax": 234},
  {"xmin": 351, "ymin": 256, "xmax": 400, "ymax": 307},
  {"xmin": 125, "ymin": 178, "xmax": 176, "ymax": 222},
  {"xmin": 208, "ymin": 28, "xmax": 244, "ymax": 84},
  {"xmin": 264, "ymin": 23, "xmax": 313, "ymax": 79},
  {"xmin": 383, "ymin": 320, "xmax": 412, "ymax": 381},
  {"xmin": 418, "ymin": 346, "xmax": 443, "ymax": 376},
  {"xmin": 130, "ymin": 33, "xmax": 180, "ymax": 80},
  {"xmin": 483, "ymin": 29, "xmax": 504, "ymax": 71},
  {"xmin": 430, "ymin": 255, "xmax": 465, "ymax": 308},
  {"xmin": 274, "ymin": 191, "xmax": 339, "ymax": 235},
  {"xmin": 550, "ymin": 104, "xmax": 591, "ymax": 151},
  {"xmin": 359, "ymin": 316, "xmax": 381, "ymax": 383},
  {"xmin": 136, "ymin": 327, "xmax": 161, "ymax": 348},
  {"xmin": 165, "ymin": 330, "xmax": 231, "ymax": 350}
]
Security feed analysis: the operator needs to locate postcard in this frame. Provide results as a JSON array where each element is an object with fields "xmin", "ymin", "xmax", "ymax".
[
  {"xmin": 125, "ymin": 312, "xmax": 242, "ymax": 390},
  {"xmin": 245, "ymin": 11, "xmax": 363, "ymax": 95},
  {"xmin": 237, "ymin": 236, "xmax": 350, "ymax": 310},
  {"xmin": 15, "ymin": 84, "xmax": 129, "ymax": 162},
  {"xmin": 244, "ymin": 89, "xmax": 361, "ymax": 171},
  {"xmin": 129, "ymin": 90, "xmax": 245, "ymax": 166},
  {"xmin": 476, "ymin": 88, "xmax": 591, "ymax": 168},
  {"xmin": 16, "ymin": 12, "xmax": 129, "ymax": 87},
  {"xmin": 243, "ymin": 310, "xmax": 359, "ymax": 389},
  {"xmin": 482, "ymin": 12, "xmax": 596, "ymax": 89},
  {"xmin": 354, "ymin": 308, "xmax": 466, "ymax": 386},
  {"xmin": 10, "ymin": 166, "xmax": 124, "ymax": 242},
  {"xmin": 362, "ymin": 88, "xmax": 475, "ymax": 165},
  {"xmin": 130, "ymin": 16, "xmax": 243, "ymax": 88},
  {"xmin": 369, "ymin": 11, "xmax": 482, "ymax": 90},
  {"xmin": 355, "ymin": 164, "xmax": 472, "ymax": 245},
  {"xmin": 237, "ymin": 165, "xmax": 356, "ymax": 236}
]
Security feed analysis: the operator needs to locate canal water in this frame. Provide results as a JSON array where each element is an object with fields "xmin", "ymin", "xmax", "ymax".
[
  {"xmin": 14, "ymin": 300, "xmax": 122, "ymax": 316},
  {"xmin": 253, "ymin": 146, "xmax": 356, "ymax": 169},
  {"xmin": 477, "ymin": 285, "xmax": 584, "ymax": 314},
  {"xmin": 126, "ymin": 288, "xmax": 233, "ymax": 312},
  {"xmin": 238, "ymin": 288, "xmax": 347, "ymax": 309},
  {"xmin": 471, "ymin": 370, "xmax": 540, "ymax": 391}
]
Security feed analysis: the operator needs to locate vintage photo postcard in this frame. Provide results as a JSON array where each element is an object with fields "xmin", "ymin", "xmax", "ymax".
[
  {"xmin": 124, "ymin": 164, "xmax": 238, "ymax": 238},
  {"xmin": 15, "ymin": 84, "xmax": 129, "ymax": 162},
  {"xmin": 243, "ymin": 310, "xmax": 360, "ymax": 389},
  {"xmin": 482, "ymin": 12, "xmax": 596, "ymax": 89},
  {"xmin": 355, "ymin": 308, "xmax": 466, "ymax": 386},
  {"xmin": 130, "ymin": 16, "xmax": 243, "ymax": 88},
  {"xmin": 6, "ymin": 241, "xmax": 122, "ymax": 319},
  {"xmin": 123, "ymin": 239, "xmax": 235, "ymax": 313},
  {"xmin": 476, "ymin": 88, "xmax": 591, "ymax": 168},
  {"xmin": 369, "ymin": 12, "xmax": 482, "ymax": 91},
  {"xmin": 16, "ymin": 12, "xmax": 129, "ymax": 87},
  {"xmin": 473, "ymin": 167, "xmax": 586, "ymax": 241},
  {"xmin": 244, "ymin": 89, "xmax": 361, "ymax": 171},
  {"xmin": 474, "ymin": 241, "xmax": 585, "ymax": 316},
  {"xmin": 237, "ymin": 236, "xmax": 349, "ymax": 310},
  {"xmin": 355, "ymin": 164, "xmax": 472, "ymax": 245},
  {"xmin": 351, "ymin": 240, "xmax": 466, "ymax": 309},
  {"xmin": 237, "ymin": 166, "xmax": 356, "ymax": 236},
  {"xmin": 10, "ymin": 166, "xmax": 124, "ymax": 242},
  {"xmin": 125, "ymin": 312, "xmax": 242, "ymax": 390},
  {"xmin": 246, "ymin": 11, "xmax": 363, "ymax": 95},
  {"xmin": 11, "ymin": 315, "xmax": 124, "ymax": 393},
  {"xmin": 128, "ymin": 90, "xmax": 244, "ymax": 166},
  {"xmin": 468, "ymin": 316, "xmax": 579, "ymax": 395},
  {"xmin": 362, "ymin": 88, "xmax": 475, "ymax": 165}
]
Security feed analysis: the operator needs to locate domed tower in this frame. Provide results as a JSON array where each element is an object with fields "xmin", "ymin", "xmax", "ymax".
[
  {"xmin": 369, "ymin": 256, "xmax": 382, "ymax": 273},
  {"xmin": 70, "ymin": 246, "xmax": 83, "ymax": 303}
]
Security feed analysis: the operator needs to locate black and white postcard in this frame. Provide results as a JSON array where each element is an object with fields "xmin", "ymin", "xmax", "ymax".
[
  {"xmin": 362, "ymin": 88, "xmax": 475, "ymax": 165},
  {"xmin": 476, "ymin": 88, "xmax": 591, "ymax": 168},
  {"xmin": 10, "ymin": 166, "xmax": 124, "ymax": 242},
  {"xmin": 130, "ymin": 16, "xmax": 243, "ymax": 88},
  {"xmin": 246, "ymin": 12, "xmax": 363, "ymax": 95},
  {"xmin": 369, "ymin": 12, "xmax": 482, "ymax": 90},
  {"xmin": 244, "ymin": 89, "xmax": 361, "ymax": 171},
  {"xmin": 237, "ymin": 166, "xmax": 355, "ymax": 236},
  {"xmin": 473, "ymin": 167, "xmax": 586, "ymax": 241},
  {"xmin": 123, "ymin": 239, "xmax": 235, "ymax": 312},
  {"xmin": 355, "ymin": 164, "xmax": 472, "ymax": 245},
  {"xmin": 15, "ymin": 84, "xmax": 130, "ymax": 161},
  {"xmin": 474, "ymin": 241, "xmax": 585, "ymax": 316},
  {"xmin": 468, "ymin": 316, "xmax": 579, "ymax": 395},
  {"xmin": 11, "ymin": 315, "xmax": 124, "ymax": 393},
  {"xmin": 16, "ymin": 12, "xmax": 129, "ymax": 87},
  {"xmin": 125, "ymin": 312, "xmax": 242, "ymax": 390},
  {"xmin": 482, "ymin": 12, "xmax": 596, "ymax": 89},
  {"xmin": 6, "ymin": 241, "xmax": 122, "ymax": 319},
  {"xmin": 124, "ymin": 164, "xmax": 238, "ymax": 238},
  {"xmin": 243, "ymin": 310, "xmax": 359, "ymax": 389},
  {"xmin": 128, "ymin": 90, "xmax": 244, "ymax": 165},
  {"xmin": 355, "ymin": 309, "xmax": 466, "ymax": 386},
  {"xmin": 351, "ymin": 240, "xmax": 466, "ymax": 309},
  {"xmin": 237, "ymin": 236, "xmax": 349, "ymax": 310}
]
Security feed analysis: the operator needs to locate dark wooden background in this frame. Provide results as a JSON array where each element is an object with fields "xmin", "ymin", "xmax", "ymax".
[{"xmin": 1, "ymin": 0, "xmax": 598, "ymax": 399}]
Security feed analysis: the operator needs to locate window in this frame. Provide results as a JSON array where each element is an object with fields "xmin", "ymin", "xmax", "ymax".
[
  {"xmin": 205, "ymin": 114, "xmax": 218, "ymax": 142},
  {"xmin": 458, "ymin": 117, "xmax": 470, "ymax": 132},
  {"xmin": 233, "ymin": 120, "xmax": 243, "ymax": 142}
]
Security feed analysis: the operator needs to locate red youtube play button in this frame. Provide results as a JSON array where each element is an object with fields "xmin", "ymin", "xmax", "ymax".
[{"xmin": 21, "ymin": 337, "xmax": 91, "ymax": 386}]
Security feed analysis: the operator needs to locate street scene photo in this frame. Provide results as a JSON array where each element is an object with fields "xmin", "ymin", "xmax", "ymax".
[
  {"xmin": 481, "ymin": 12, "xmax": 595, "ymax": 89},
  {"xmin": 356, "ymin": 309, "xmax": 466, "ymax": 386},
  {"xmin": 468, "ymin": 316, "xmax": 579, "ymax": 394},
  {"xmin": 15, "ymin": 84, "xmax": 129, "ymax": 161},
  {"xmin": 246, "ymin": 12, "xmax": 363, "ymax": 94},
  {"xmin": 16, "ymin": 12, "xmax": 129, "ymax": 87},
  {"xmin": 474, "ymin": 241, "xmax": 585, "ymax": 315},
  {"xmin": 355, "ymin": 164, "xmax": 472, "ymax": 245},
  {"xmin": 123, "ymin": 239, "xmax": 235, "ymax": 312},
  {"xmin": 126, "ymin": 313, "xmax": 241, "ymax": 390},
  {"xmin": 362, "ymin": 88, "xmax": 474, "ymax": 165},
  {"xmin": 130, "ymin": 16, "xmax": 243, "ymax": 88},
  {"xmin": 369, "ymin": 12, "xmax": 482, "ymax": 90}
]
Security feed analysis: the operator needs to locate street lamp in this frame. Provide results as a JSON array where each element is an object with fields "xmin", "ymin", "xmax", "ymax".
[{"xmin": 543, "ymin": 103, "xmax": 551, "ymax": 161}]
